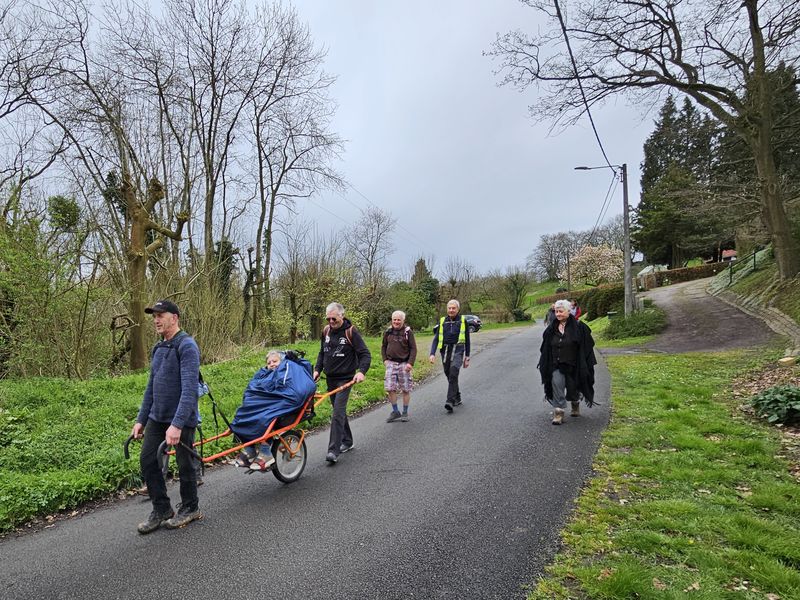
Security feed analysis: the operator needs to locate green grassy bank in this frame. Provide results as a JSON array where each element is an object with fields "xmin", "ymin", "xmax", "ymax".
[{"xmin": 530, "ymin": 348, "xmax": 800, "ymax": 599}]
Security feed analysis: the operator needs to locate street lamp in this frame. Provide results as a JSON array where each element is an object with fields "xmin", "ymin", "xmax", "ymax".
[{"xmin": 574, "ymin": 163, "xmax": 634, "ymax": 317}]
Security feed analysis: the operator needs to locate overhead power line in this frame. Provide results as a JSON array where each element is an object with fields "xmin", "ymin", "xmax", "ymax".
[
  {"xmin": 346, "ymin": 182, "xmax": 437, "ymax": 256},
  {"xmin": 553, "ymin": 0, "xmax": 614, "ymax": 170},
  {"xmin": 554, "ymin": 0, "xmax": 622, "ymax": 247},
  {"xmin": 586, "ymin": 174, "xmax": 619, "ymax": 244}
]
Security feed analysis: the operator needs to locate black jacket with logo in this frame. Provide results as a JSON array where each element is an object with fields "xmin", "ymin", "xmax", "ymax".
[{"xmin": 315, "ymin": 318, "xmax": 372, "ymax": 381}]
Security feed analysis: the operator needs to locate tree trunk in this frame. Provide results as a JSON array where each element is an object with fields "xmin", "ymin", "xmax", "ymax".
[
  {"xmin": 754, "ymin": 148, "xmax": 799, "ymax": 278},
  {"xmin": 126, "ymin": 180, "xmax": 148, "ymax": 370},
  {"xmin": 289, "ymin": 291, "xmax": 298, "ymax": 343},
  {"xmin": 745, "ymin": 0, "xmax": 800, "ymax": 279}
]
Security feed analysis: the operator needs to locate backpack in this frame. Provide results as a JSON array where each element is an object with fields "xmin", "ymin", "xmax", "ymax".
[
  {"xmin": 323, "ymin": 324, "xmax": 354, "ymax": 344},
  {"xmin": 385, "ymin": 325, "xmax": 411, "ymax": 342}
]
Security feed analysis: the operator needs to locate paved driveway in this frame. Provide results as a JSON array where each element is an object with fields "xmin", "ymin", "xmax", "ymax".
[{"xmin": 641, "ymin": 278, "xmax": 778, "ymax": 353}]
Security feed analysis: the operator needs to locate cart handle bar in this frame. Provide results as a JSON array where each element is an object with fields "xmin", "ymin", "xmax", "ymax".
[
  {"xmin": 123, "ymin": 380, "xmax": 356, "ymax": 461},
  {"xmin": 312, "ymin": 379, "xmax": 355, "ymax": 409},
  {"xmin": 156, "ymin": 440, "xmax": 202, "ymax": 462}
]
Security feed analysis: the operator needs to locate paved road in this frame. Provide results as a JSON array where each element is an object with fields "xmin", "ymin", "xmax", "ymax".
[
  {"xmin": 1, "ymin": 325, "xmax": 610, "ymax": 600},
  {"xmin": 641, "ymin": 279, "xmax": 778, "ymax": 353}
]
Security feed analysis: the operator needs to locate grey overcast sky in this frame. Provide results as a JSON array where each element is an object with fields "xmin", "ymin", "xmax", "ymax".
[{"xmin": 290, "ymin": 0, "xmax": 654, "ymax": 276}]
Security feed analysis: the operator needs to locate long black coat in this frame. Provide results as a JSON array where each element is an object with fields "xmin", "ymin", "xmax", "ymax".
[{"xmin": 537, "ymin": 316, "xmax": 597, "ymax": 405}]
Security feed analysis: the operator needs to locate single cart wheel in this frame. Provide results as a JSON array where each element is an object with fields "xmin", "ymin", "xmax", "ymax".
[{"xmin": 271, "ymin": 429, "xmax": 307, "ymax": 483}]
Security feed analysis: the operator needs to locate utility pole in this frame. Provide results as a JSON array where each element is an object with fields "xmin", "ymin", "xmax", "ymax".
[
  {"xmin": 575, "ymin": 163, "xmax": 635, "ymax": 316},
  {"xmin": 621, "ymin": 163, "xmax": 633, "ymax": 317}
]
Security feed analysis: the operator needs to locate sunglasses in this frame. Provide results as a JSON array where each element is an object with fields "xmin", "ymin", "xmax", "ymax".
[{"xmin": 326, "ymin": 317, "xmax": 340, "ymax": 322}]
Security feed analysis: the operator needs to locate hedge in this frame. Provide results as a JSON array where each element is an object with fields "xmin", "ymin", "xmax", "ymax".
[
  {"xmin": 534, "ymin": 282, "xmax": 624, "ymax": 321},
  {"xmin": 642, "ymin": 262, "xmax": 726, "ymax": 289}
]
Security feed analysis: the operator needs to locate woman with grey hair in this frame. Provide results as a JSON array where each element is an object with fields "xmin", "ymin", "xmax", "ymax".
[{"xmin": 537, "ymin": 299, "xmax": 597, "ymax": 424}]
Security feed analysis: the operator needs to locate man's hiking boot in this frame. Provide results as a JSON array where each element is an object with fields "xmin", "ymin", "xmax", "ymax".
[
  {"xmin": 552, "ymin": 408, "xmax": 564, "ymax": 425},
  {"xmin": 325, "ymin": 452, "xmax": 338, "ymax": 464},
  {"xmin": 386, "ymin": 410, "xmax": 402, "ymax": 423},
  {"xmin": 444, "ymin": 401, "xmax": 453, "ymax": 412},
  {"xmin": 137, "ymin": 509, "xmax": 174, "ymax": 534},
  {"xmin": 164, "ymin": 506, "xmax": 202, "ymax": 529},
  {"xmin": 570, "ymin": 401, "xmax": 581, "ymax": 417}
]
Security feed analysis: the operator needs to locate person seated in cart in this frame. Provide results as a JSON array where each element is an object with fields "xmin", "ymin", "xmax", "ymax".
[{"xmin": 231, "ymin": 350, "xmax": 317, "ymax": 472}]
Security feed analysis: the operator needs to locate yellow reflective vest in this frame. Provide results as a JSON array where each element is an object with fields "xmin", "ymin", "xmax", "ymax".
[{"xmin": 438, "ymin": 315, "xmax": 466, "ymax": 350}]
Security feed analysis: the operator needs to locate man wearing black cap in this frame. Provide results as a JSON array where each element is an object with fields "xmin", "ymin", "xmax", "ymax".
[{"xmin": 131, "ymin": 299, "xmax": 203, "ymax": 533}]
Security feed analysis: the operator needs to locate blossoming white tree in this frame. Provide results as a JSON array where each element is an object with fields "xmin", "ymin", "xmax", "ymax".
[{"xmin": 559, "ymin": 245, "xmax": 623, "ymax": 286}]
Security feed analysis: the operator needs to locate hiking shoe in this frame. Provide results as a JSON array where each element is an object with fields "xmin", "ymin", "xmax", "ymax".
[
  {"xmin": 339, "ymin": 443, "xmax": 355, "ymax": 453},
  {"xmin": 570, "ymin": 401, "xmax": 581, "ymax": 417},
  {"xmin": 386, "ymin": 410, "xmax": 402, "ymax": 423},
  {"xmin": 552, "ymin": 408, "xmax": 564, "ymax": 425},
  {"xmin": 164, "ymin": 506, "xmax": 202, "ymax": 529},
  {"xmin": 249, "ymin": 452, "xmax": 275, "ymax": 472},
  {"xmin": 137, "ymin": 509, "xmax": 174, "ymax": 535},
  {"xmin": 444, "ymin": 402, "xmax": 453, "ymax": 412},
  {"xmin": 400, "ymin": 413, "xmax": 409, "ymax": 422},
  {"xmin": 454, "ymin": 396, "xmax": 462, "ymax": 406},
  {"xmin": 325, "ymin": 452, "xmax": 338, "ymax": 464}
]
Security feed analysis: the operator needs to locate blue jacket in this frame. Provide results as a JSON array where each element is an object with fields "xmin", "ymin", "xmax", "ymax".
[
  {"xmin": 231, "ymin": 358, "xmax": 317, "ymax": 441},
  {"xmin": 137, "ymin": 331, "xmax": 200, "ymax": 429}
]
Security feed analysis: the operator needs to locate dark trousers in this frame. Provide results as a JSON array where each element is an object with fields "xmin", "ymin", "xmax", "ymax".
[
  {"xmin": 441, "ymin": 344, "xmax": 464, "ymax": 404},
  {"xmin": 140, "ymin": 420, "xmax": 198, "ymax": 514},
  {"xmin": 327, "ymin": 379, "xmax": 354, "ymax": 455}
]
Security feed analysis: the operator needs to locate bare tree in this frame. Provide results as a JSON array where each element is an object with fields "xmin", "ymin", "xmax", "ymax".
[
  {"xmin": 274, "ymin": 221, "xmax": 352, "ymax": 343},
  {"xmin": 157, "ymin": 0, "xmax": 257, "ymax": 272},
  {"xmin": 0, "ymin": 2, "xmax": 71, "ymax": 212},
  {"xmin": 247, "ymin": 6, "xmax": 343, "ymax": 334},
  {"xmin": 593, "ymin": 214, "xmax": 624, "ymax": 253},
  {"xmin": 348, "ymin": 206, "xmax": 396, "ymax": 294},
  {"xmin": 527, "ymin": 230, "xmax": 587, "ymax": 281},
  {"xmin": 14, "ymin": 0, "xmax": 188, "ymax": 369},
  {"xmin": 441, "ymin": 256, "xmax": 476, "ymax": 310},
  {"xmin": 491, "ymin": 0, "xmax": 800, "ymax": 278}
]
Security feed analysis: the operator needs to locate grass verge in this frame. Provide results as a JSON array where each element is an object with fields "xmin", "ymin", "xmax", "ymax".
[
  {"xmin": 530, "ymin": 348, "xmax": 800, "ymax": 599},
  {"xmin": 583, "ymin": 315, "xmax": 655, "ymax": 349},
  {"xmin": 0, "ymin": 334, "xmax": 435, "ymax": 532}
]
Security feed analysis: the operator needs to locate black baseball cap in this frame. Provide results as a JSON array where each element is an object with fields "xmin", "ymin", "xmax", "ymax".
[{"xmin": 144, "ymin": 300, "xmax": 180, "ymax": 316}]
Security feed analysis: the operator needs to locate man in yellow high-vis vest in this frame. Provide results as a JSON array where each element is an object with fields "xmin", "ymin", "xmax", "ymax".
[{"xmin": 428, "ymin": 299, "xmax": 471, "ymax": 412}]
